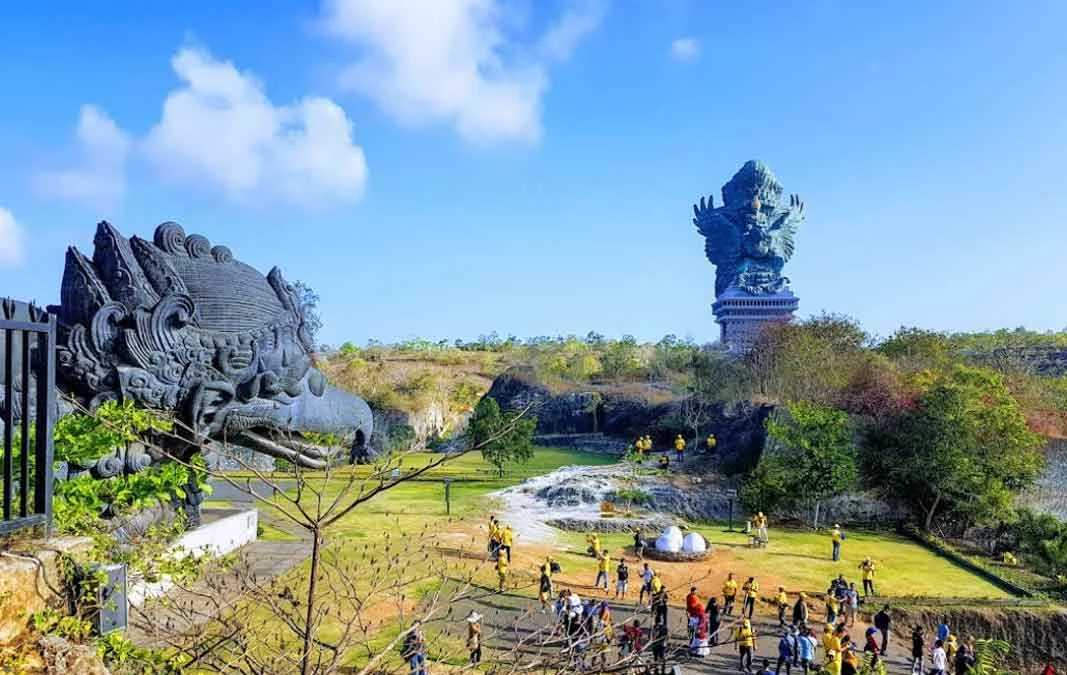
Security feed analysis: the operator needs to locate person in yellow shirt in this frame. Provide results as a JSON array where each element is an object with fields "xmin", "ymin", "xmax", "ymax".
[
  {"xmin": 496, "ymin": 553, "xmax": 508, "ymax": 592},
  {"xmin": 945, "ymin": 633, "xmax": 958, "ymax": 663},
  {"xmin": 742, "ymin": 576, "xmax": 759, "ymax": 619},
  {"xmin": 736, "ymin": 618, "xmax": 756, "ymax": 672},
  {"xmin": 722, "ymin": 573, "xmax": 738, "ymax": 616},
  {"xmin": 859, "ymin": 557, "xmax": 876, "ymax": 598},
  {"xmin": 651, "ymin": 570, "xmax": 664, "ymax": 594},
  {"xmin": 823, "ymin": 623, "xmax": 841, "ymax": 660},
  {"xmin": 595, "ymin": 552, "xmax": 611, "ymax": 592},
  {"xmin": 776, "ymin": 586, "xmax": 789, "ymax": 626},
  {"xmin": 825, "ymin": 648, "xmax": 842, "ymax": 675},
  {"xmin": 643, "ymin": 435, "xmax": 653, "ymax": 454},
  {"xmin": 500, "ymin": 524, "xmax": 514, "ymax": 563},
  {"xmin": 488, "ymin": 516, "xmax": 500, "ymax": 558},
  {"xmin": 706, "ymin": 433, "xmax": 717, "ymax": 454},
  {"xmin": 831, "ymin": 524, "xmax": 844, "ymax": 561},
  {"xmin": 586, "ymin": 533, "xmax": 602, "ymax": 558},
  {"xmin": 674, "ymin": 434, "xmax": 686, "ymax": 462},
  {"xmin": 826, "ymin": 593, "xmax": 840, "ymax": 624},
  {"xmin": 756, "ymin": 511, "xmax": 769, "ymax": 545}
]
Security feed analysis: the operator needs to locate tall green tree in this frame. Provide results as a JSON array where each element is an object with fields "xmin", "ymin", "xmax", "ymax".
[
  {"xmin": 765, "ymin": 401, "xmax": 858, "ymax": 528},
  {"xmin": 859, "ymin": 364, "xmax": 1044, "ymax": 531},
  {"xmin": 464, "ymin": 396, "xmax": 537, "ymax": 477}
]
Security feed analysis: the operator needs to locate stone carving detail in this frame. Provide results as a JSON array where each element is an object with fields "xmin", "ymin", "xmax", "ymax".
[
  {"xmin": 693, "ymin": 160, "xmax": 805, "ymax": 296},
  {"xmin": 52, "ymin": 222, "xmax": 374, "ymax": 490}
]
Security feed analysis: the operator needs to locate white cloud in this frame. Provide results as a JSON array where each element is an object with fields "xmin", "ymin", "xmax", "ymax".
[
  {"xmin": 142, "ymin": 46, "xmax": 368, "ymax": 207},
  {"xmin": 36, "ymin": 104, "xmax": 131, "ymax": 211},
  {"xmin": 321, "ymin": 0, "xmax": 605, "ymax": 147},
  {"xmin": 670, "ymin": 37, "xmax": 700, "ymax": 63},
  {"xmin": 0, "ymin": 207, "xmax": 24, "ymax": 267}
]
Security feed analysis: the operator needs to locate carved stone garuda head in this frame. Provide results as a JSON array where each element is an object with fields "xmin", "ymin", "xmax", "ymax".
[{"xmin": 52, "ymin": 221, "xmax": 372, "ymax": 468}]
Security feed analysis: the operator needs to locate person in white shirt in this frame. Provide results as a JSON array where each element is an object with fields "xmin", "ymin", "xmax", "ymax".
[{"xmin": 931, "ymin": 639, "xmax": 948, "ymax": 675}]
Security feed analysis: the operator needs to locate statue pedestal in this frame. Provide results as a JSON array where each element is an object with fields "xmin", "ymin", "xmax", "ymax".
[{"xmin": 712, "ymin": 287, "xmax": 799, "ymax": 353}]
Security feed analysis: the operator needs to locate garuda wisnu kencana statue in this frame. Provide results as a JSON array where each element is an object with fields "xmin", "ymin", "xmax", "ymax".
[
  {"xmin": 50, "ymin": 221, "xmax": 373, "ymax": 513},
  {"xmin": 693, "ymin": 160, "xmax": 804, "ymax": 296}
]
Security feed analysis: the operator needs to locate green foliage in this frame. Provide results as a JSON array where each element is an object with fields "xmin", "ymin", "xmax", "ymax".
[
  {"xmin": 860, "ymin": 365, "xmax": 1044, "ymax": 531},
  {"xmin": 970, "ymin": 639, "xmax": 1014, "ymax": 675},
  {"xmin": 615, "ymin": 488, "xmax": 652, "ymax": 506},
  {"xmin": 29, "ymin": 608, "xmax": 92, "ymax": 642},
  {"xmin": 463, "ymin": 396, "xmax": 537, "ymax": 477},
  {"xmin": 54, "ymin": 400, "xmax": 172, "ymax": 465},
  {"xmin": 51, "ymin": 403, "xmax": 207, "ymax": 534},
  {"xmin": 96, "ymin": 631, "xmax": 191, "ymax": 674},
  {"xmin": 386, "ymin": 423, "xmax": 416, "ymax": 454},
  {"xmin": 759, "ymin": 401, "xmax": 857, "ymax": 525},
  {"xmin": 738, "ymin": 453, "xmax": 791, "ymax": 515}
]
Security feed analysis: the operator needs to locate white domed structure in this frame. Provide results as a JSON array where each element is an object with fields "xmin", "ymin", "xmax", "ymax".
[
  {"xmin": 655, "ymin": 525, "xmax": 684, "ymax": 552},
  {"xmin": 682, "ymin": 532, "xmax": 707, "ymax": 553}
]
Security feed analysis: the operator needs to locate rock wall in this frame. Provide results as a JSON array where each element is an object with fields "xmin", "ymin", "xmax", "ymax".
[
  {"xmin": 0, "ymin": 537, "xmax": 92, "ymax": 646},
  {"xmin": 485, "ymin": 371, "xmax": 773, "ymax": 474},
  {"xmin": 1021, "ymin": 438, "xmax": 1067, "ymax": 519},
  {"xmin": 873, "ymin": 606, "xmax": 1067, "ymax": 667}
]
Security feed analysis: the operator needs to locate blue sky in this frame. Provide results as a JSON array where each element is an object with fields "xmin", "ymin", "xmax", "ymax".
[{"xmin": 2, "ymin": 0, "xmax": 1066, "ymax": 347}]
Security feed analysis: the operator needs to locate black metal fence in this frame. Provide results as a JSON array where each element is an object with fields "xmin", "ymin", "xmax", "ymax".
[{"xmin": 0, "ymin": 299, "xmax": 56, "ymax": 535}]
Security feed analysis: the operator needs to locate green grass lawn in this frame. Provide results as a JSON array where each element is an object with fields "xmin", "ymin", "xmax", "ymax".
[{"xmin": 553, "ymin": 526, "xmax": 1013, "ymax": 601}]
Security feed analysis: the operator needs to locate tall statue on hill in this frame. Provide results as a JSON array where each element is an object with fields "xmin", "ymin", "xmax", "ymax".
[{"xmin": 692, "ymin": 160, "xmax": 805, "ymax": 352}]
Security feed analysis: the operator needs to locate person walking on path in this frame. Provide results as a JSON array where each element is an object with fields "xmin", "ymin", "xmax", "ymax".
[
  {"xmin": 873, "ymin": 606, "xmax": 891, "ymax": 655},
  {"xmin": 686, "ymin": 586, "xmax": 703, "ymax": 642},
  {"xmin": 496, "ymin": 552, "xmax": 509, "ymax": 592},
  {"xmin": 640, "ymin": 563, "xmax": 654, "ymax": 606},
  {"xmin": 776, "ymin": 586, "xmax": 790, "ymax": 626},
  {"xmin": 844, "ymin": 584, "xmax": 859, "ymax": 628},
  {"xmin": 743, "ymin": 576, "xmax": 760, "ymax": 619},
  {"xmin": 953, "ymin": 639, "xmax": 975, "ymax": 675},
  {"xmin": 936, "ymin": 617, "xmax": 950, "ymax": 643},
  {"xmin": 595, "ymin": 551, "xmax": 611, "ymax": 592},
  {"xmin": 706, "ymin": 433, "xmax": 717, "ymax": 454},
  {"xmin": 651, "ymin": 582, "xmax": 669, "ymax": 627},
  {"xmin": 705, "ymin": 597, "xmax": 722, "ymax": 647},
  {"xmin": 792, "ymin": 592, "xmax": 809, "ymax": 629},
  {"xmin": 674, "ymin": 434, "xmax": 686, "ymax": 462},
  {"xmin": 831, "ymin": 524, "xmax": 844, "ymax": 561},
  {"xmin": 723, "ymin": 572, "xmax": 739, "ymax": 616},
  {"xmin": 615, "ymin": 558, "xmax": 630, "ymax": 599},
  {"xmin": 910, "ymin": 625, "xmax": 926, "ymax": 674},
  {"xmin": 466, "ymin": 611, "xmax": 483, "ymax": 664},
  {"xmin": 797, "ymin": 627, "xmax": 816, "ymax": 675},
  {"xmin": 633, "ymin": 528, "xmax": 646, "ymax": 560},
  {"xmin": 500, "ymin": 523, "xmax": 514, "ymax": 563},
  {"xmin": 931, "ymin": 639, "xmax": 948, "ymax": 675},
  {"xmin": 659, "ymin": 452, "xmax": 670, "ymax": 471},
  {"xmin": 402, "ymin": 620, "xmax": 427, "ymax": 675},
  {"xmin": 736, "ymin": 618, "xmax": 757, "ymax": 673},
  {"xmin": 777, "ymin": 630, "xmax": 795, "ymax": 675},
  {"xmin": 859, "ymin": 557, "xmax": 876, "ymax": 598},
  {"xmin": 538, "ymin": 568, "xmax": 553, "ymax": 612}
]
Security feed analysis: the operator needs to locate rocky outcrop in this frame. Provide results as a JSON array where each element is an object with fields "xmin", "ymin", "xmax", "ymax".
[
  {"xmin": 485, "ymin": 370, "xmax": 773, "ymax": 473},
  {"xmin": 970, "ymin": 347, "xmax": 1067, "ymax": 377},
  {"xmin": 876, "ymin": 606, "xmax": 1067, "ymax": 667}
]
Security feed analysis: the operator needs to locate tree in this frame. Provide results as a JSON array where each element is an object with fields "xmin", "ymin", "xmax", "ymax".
[
  {"xmin": 292, "ymin": 280, "xmax": 323, "ymax": 348},
  {"xmin": 117, "ymin": 400, "xmax": 544, "ymax": 675},
  {"xmin": 738, "ymin": 452, "xmax": 791, "ymax": 515},
  {"xmin": 464, "ymin": 396, "xmax": 537, "ymax": 477},
  {"xmin": 680, "ymin": 390, "xmax": 712, "ymax": 447},
  {"xmin": 764, "ymin": 401, "xmax": 858, "ymax": 528},
  {"xmin": 859, "ymin": 364, "xmax": 1044, "ymax": 531}
]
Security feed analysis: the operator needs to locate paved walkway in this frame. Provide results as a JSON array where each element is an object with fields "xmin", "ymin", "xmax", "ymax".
[{"xmin": 432, "ymin": 583, "xmax": 916, "ymax": 674}]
